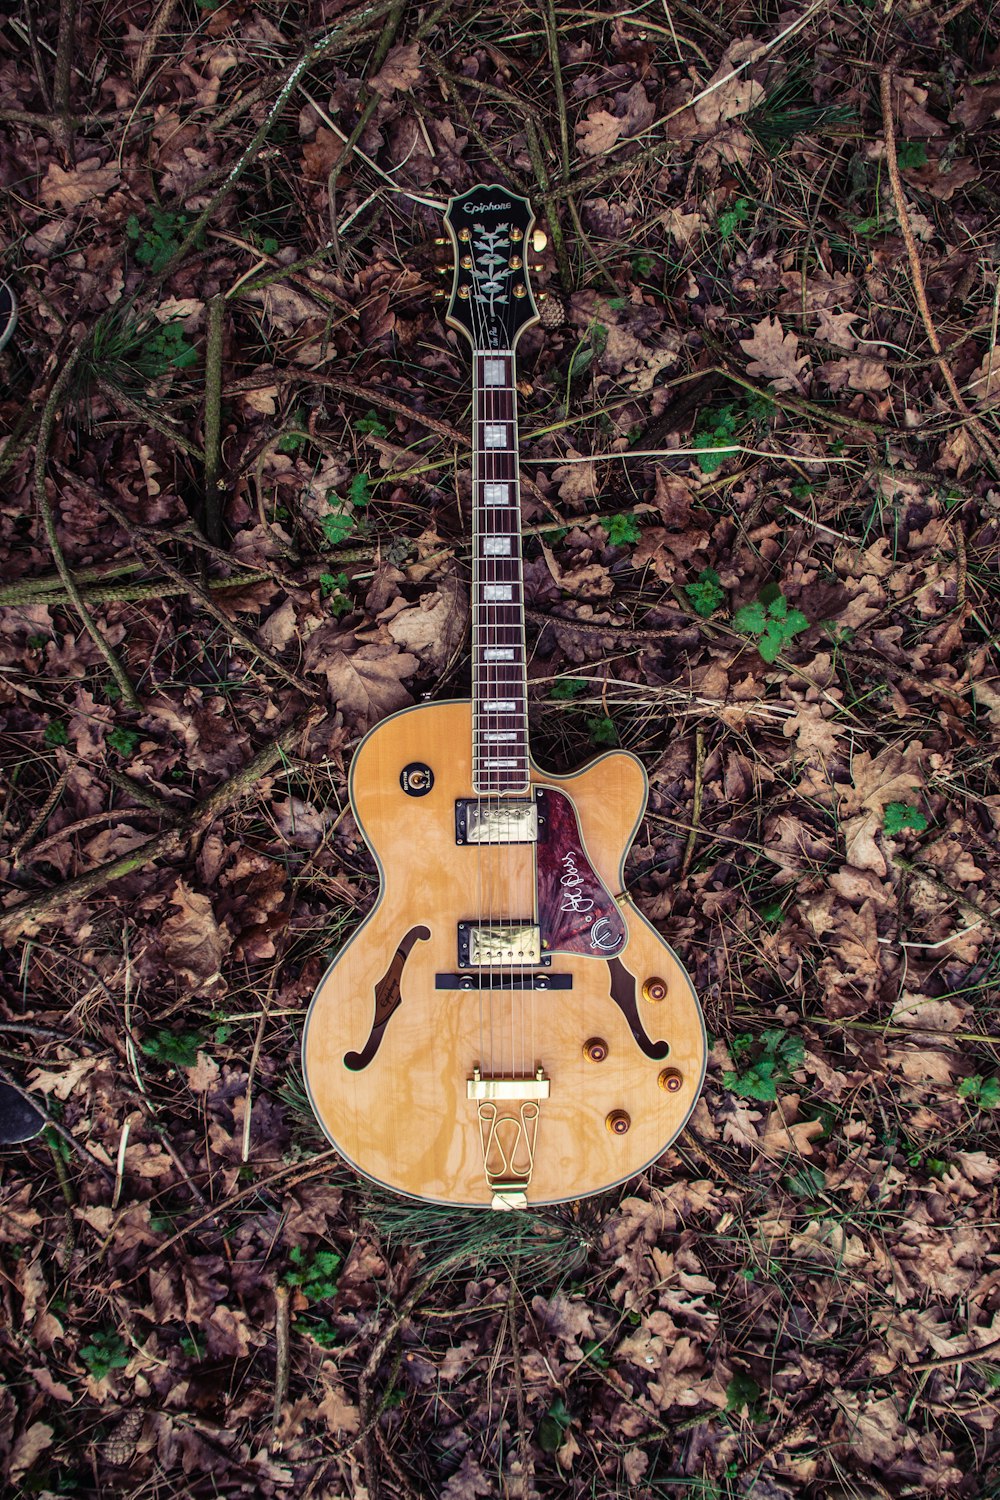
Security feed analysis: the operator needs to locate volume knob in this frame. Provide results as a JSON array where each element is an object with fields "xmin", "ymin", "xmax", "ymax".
[
  {"xmin": 642, "ymin": 977, "xmax": 667, "ymax": 1003},
  {"xmin": 606, "ymin": 1109, "xmax": 631, "ymax": 1135}
]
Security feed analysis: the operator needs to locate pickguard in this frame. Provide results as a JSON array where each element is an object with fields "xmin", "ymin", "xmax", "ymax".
[
  {"xmin": 344, "ymin": 925, "xmax": 430, "ymax": 1071},
  {"xmin": 535, "ymin": 787, "xmax": 627, "ymax": 957}
]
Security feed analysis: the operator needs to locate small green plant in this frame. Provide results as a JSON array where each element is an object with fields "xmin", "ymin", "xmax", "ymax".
[
  {"xmin": 180, "ymin": 1334, "xmax": 205, "ymax": 1360},
  {"xmin": 718, "ymin": 197, "xmax": 750, "ymax": 240},
  {"xmin": 300, "ymin": 1315, "xmax": 340, "ymax": 1348},
  {"xmin": 549, "ymin": 677, "xmax": 588, "ymax": 700},
  {"xmin": 107, "ymin": 727, "xmax": 140, "ymax": 757},
  {"xmin": 319, "ymin": 571, "xmax": 353, "ymax": 616},
  {"xmin": 734, "ymin": 591, "xmax": 809, "ymax": 662},
  {"xmin": 320, "ymin": 510, "xmax": 356, "ymax": 545},
  {"xmin": 283, "ymin": 1244, "xmax": 342, "ymax": 1303},
  {"xmin": 601, "ymin": 512, "xmax": 641, "ymax": 547},
  {"xmin": 538, "ymin": 1396, "xmax": 572, "ymax": 1453},
  {"xmin": 883, "ymin": 801, "xmax": 928, "ymax": 835},
  {"xmin": 784, "ymin": 1163, "xmax": 826, "ymax": 1199},
  {"xmin": 684, "ymin": 567, "xmax": 725, "ymax": 617},
  {"xmin": 724, "ymin": 1371, "xmax": 761, "ymax": 1413},
  {"xmin": 724, "ymin": 1029, "xmax": 804, "ymax": 1102},
  {"xmin": 348, "ymin": 473, "xmax": 371, "ymax": 507},
  {"xmin": 277, "ymin": 415, "xmax": 307, "ymax": 455},
  {"xmin": 582, "ymin": 1338, "xmax": 610, "ymax": 1368},
  {"xmin": 354, "ymin": 410, "xmax": 388, "ymax": 437},
  {"xmin": 694, "ymin": 405, "xmax": 739, "ymax": 474},
  {"xmin": 141, "ymin": 1029, "xmax": 203, "ymax": 1069},
  {"xmin": 126, "ymin": 208, "xmax": 203, "ymax": 274},
  {"xmin": 897, "ymin": 141, "xmax": 928, "ymax": 170},
  {"xmin": 82, "ymin": 310, "xmax": 197, "ymax": 390},
  {"xmin": 44, "ymin": 720, "xmax": 69, "ymax": 747},
  {"xmin": 958, "ymin": 1074, "xmax": 1000, "ymax": 1110},
  {"xmin": 80, "ymin": 1328, "xmax": 130, "ymax": 1379},
  {"xmin": 587, "ymin": 715, "xmax": 618, "ymax": 747}
]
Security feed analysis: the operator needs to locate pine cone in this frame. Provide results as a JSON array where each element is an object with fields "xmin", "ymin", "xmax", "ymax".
[{"xmin": 538, "ymin": 296, "xmax": 566, "ymax": 329}]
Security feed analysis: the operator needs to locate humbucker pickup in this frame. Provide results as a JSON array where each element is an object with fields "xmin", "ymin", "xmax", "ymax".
[
  {"xmin": 457, "ymin": 922, "xmax": 548, "ymax": 967},
  {"xmin": 455, "ymin": 798, "xmax": 539, "ymax": 845}
]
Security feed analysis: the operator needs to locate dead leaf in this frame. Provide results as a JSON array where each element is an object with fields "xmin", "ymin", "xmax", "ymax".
[
  {"xmin": 322, "ymin": 642, "xmax": 418, "ymax": 728},
  {"xmin": 9, "ymin": 1423, "xmax": 55, "ymax": 1484},
  {"xmin": 575, "ymin": 109, "xmax": 624, "ymax": 157},
  {"xmin": 371, "ymin": 41, "xmax": 422, "ymax": 95},
  {"xmin": 39, "ymin": 159, "xmax": 120, "ymax": 210},
  {"xmin": 387, "ymin": 578, "xmax": 469, "ymax": 673},
  {"xmin": 160, "ymin": 879, "xmax": 231, "ymax": 992},
  {"xmin": 739, "ymin": 315, "xmax": 810, "ymax": 393}
]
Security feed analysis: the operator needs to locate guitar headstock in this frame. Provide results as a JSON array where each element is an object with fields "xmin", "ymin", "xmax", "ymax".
[{"xmin": 442, "ymin": 184, "xmax": 539, "ymax": 352}]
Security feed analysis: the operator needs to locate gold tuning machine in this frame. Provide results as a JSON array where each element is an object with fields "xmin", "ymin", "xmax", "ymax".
[
  {"xmin": 432, "ymin": 288, "xmax": 447, "ymax": 300},
  {"xmin": 434, "ymin": 236, "xmax": 448, "ymax": 246},
  {"xmin": 532, "ymin": 228, "xmax": 548, "ymax": 252}
]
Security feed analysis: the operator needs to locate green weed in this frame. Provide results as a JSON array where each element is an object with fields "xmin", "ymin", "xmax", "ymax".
[
  {"xmin": 141, "ymin": 1029, "xmax": 203, "ymax": 1069},
  {"xmin": 694, "ymin": 404, "xmax": 739, "ymax": 475},
  {"xmin": 126, "ymin": 208, "xmax": 203, "ymax": 274},
  {"xmin": 586, "ymin": 715, "xmax": 618, "ymax": 747},
  {"xmin": 882, "ymin": 802, "xmax": 928, "ymax": 835},
  {"xmin": 958, "ymin": 1074, "xmax": 1000, "ymax": 1110},
  {"xmin": 319, "ymin": 571, "xmax": 353, "ymax": 616},
  {"xmin": 724, "ymin": 1029, "xmax": 805, "ymax": 1102},
  {"xmin": 283, "ymin": 1244, "xmax": 342, "ymax": 1303},
  {"xmin": 734, "ymin": 590, "xmax": 809, "ymax": 662},
  {"xmin": 44, "ymin": 720, "xmax": 69, "ymax": 747},
  {"xmin": 538, "ymin": 1396, "xmax": 572, "ymax": 1453},
  {"xmin": 107, "ymin": 727, "xmax": 140, "ymax": 757},
  {"xmin": 548, "ymin": 677, "xmax": 588, "ymax": 700},
  {"xmin": 601, "ymin": 512, "xmax": 641, "ymax": 546},
  {"xmin": 80, "ymin": 1328, "xmax": 130, "ymax": 1379},
  {"xmin": 684, "ymin": 566, "xmax": 725, "ymax": 617}
]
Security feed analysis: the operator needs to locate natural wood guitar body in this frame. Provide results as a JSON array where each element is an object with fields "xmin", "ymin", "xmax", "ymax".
[{"xmin": 302, "ymin": 701, "xmax": 706, "ymax": 1207}]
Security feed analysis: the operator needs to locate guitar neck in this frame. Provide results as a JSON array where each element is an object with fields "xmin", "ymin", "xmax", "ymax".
[{"xmin": 472, "ymin": 348, "xmax": 529, "ymax": 797}]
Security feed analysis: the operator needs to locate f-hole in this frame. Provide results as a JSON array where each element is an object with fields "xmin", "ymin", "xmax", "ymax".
[{"xmin": 344, "ymin": 926, "xmax": 430, "ymax": 1070}]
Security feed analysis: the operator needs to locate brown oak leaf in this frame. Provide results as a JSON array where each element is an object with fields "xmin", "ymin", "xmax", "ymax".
[
  {"xmin": 371, "ymin": 41, "xmax": 422, "ymax": 95},
  {"xmin": 575, "ymin": 109, "xmax": 623, "ymax": 157},
  {"xmin": 739, "ymin": 315, "xmax": 810, "ymax": 393}
]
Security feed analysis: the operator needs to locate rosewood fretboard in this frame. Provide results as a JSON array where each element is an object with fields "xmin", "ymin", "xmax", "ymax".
[{"xmin": 471, "ymin": 349, "xmax": 529, "ymax": 796}]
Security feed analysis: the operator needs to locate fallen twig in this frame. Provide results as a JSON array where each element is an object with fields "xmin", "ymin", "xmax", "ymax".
[{"xmin": 0, "ymin": 705, "xmax": 326, "ymax": 943}]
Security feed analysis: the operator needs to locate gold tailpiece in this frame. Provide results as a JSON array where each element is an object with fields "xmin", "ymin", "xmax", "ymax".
[{"xmin": 477, "ymin": 1100, "xmax": 539, "ymax": 1211}]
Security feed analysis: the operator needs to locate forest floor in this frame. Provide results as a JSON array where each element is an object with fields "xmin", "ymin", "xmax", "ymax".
[{"xmin": 1, "ymin": 0, "xmax": 1000, "ymax": 1496}]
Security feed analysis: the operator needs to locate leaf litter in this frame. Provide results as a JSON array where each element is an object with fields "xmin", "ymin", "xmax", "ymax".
[{"xmin": 0, "ymin": 0, "xmax": 999, "ymax": 1496}]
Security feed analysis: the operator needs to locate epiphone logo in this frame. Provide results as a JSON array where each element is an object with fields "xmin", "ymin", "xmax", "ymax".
[{"xmin": 463, "ymin": 200, "xmax": 511, "ymax": 213}]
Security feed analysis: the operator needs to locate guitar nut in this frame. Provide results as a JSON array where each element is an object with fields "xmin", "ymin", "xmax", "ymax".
[
  {"xmin": 583, "ymin": 1037, "xmax": 608, "ymax": 1062},
  {"xmin": 606, "ymin": 1109, "xmax": 631, "ymax": 1135}
]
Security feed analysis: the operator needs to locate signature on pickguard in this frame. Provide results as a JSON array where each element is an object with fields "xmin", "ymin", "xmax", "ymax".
[{"xmin": 559, "ymin": 852, "xmax": 594, "ymax": 914}]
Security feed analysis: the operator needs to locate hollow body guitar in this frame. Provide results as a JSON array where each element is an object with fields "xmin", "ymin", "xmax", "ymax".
[{"xmin": 302, "ymin": 186, "xmax": 706, "ymax": 1208}]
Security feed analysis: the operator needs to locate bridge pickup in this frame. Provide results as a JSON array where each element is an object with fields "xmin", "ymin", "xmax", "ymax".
[
  {"xmin": 458, "ymin": 922, "xmax": 546, "ymax": 967},
  {"xmin": 455, "ymin": 798, "xmax": 538, "ymax": 845},
  {"xmin": 436, "ymin": 972, "xmax": 571, "ymax": 990}
]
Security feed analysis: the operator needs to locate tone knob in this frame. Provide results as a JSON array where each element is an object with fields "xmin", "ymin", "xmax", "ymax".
[
  {"xmin": 582, "ymin": 1037, "xmax": 608, "ymax": 1063},
  {"xmin": 606, "ymin": 1109, "xmax": 631, "ymax": 1135},
  {"xmin": 658, "ymin": 1068, "xmax": 683, "ymax": 1093},
  {"xmin": 642, "ymin": 977, "xmax": 667, "ymax": 1003}
]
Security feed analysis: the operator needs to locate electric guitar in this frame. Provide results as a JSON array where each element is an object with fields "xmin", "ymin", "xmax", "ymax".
[{"xmin": 302, "ymin": 186, "xmax": 706, "ymax": 1208}]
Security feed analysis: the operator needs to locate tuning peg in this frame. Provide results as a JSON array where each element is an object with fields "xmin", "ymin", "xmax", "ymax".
[
  {"xmin": 434, "ymin": 236, "xmax": 448, "ymax": 245},
  {"xmin": 435, "ymin": 265, "xmax": 450, "ymax": 274},
  {"xmin": 532, "ymin": 228, "xmax": 547, "ymax": 252},
  {"xmin": 433, "ymin": 288, "xmax": 447, "ymax": 300},
  {"xmin": 531, "ymin": 263, "xmax": 544, "ymax": 272}
]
